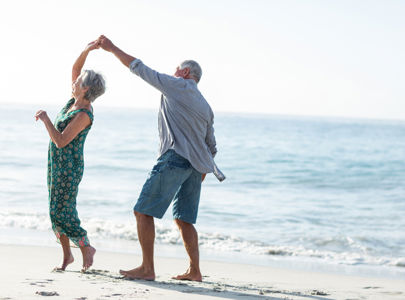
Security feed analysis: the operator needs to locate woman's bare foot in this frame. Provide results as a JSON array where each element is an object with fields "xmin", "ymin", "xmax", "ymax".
[
  {"xmin": 80, "ymin": 246, "xmax": 96, "ymax": 272},
  {"xmin": 54, "ymin": 254, "xmax": 74, "ymax": 271},
  {"xmin": 119, "ymin": 266, "xmax": 155, "ymax": 281},
  {"xmin": 172, "ymin": 267, "xmax": 202, "ymax": 282}
]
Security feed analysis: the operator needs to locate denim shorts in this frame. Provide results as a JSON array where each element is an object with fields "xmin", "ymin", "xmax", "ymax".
[{"xmin": 134, "ymin": 150, "xmax": 202, "ymax": 224}]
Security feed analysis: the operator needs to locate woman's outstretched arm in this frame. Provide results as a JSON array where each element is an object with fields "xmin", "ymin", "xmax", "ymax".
[{"xmin": 72, "ymin": 40, "xmax": 100, "ymax": 83}]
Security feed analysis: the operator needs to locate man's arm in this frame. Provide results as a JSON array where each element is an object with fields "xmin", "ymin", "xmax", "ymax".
[
  {"xmin": 206, "ymin": 119, "xmax": 218, "ymax": 158},
  {"xmin": 202, "ymin": 118, "xmax": 218, "ymax": 182},
  {"xmin": 98, "ymin": 35, "xmax": 183, "ymax": 95},
  {"xmin": 98, "ymin": 35, "xmax": 136, "ymax": 67}
]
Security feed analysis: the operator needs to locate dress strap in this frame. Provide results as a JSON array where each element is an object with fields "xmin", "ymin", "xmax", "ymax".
[{"xmin": 62, "ymin": 98, "xmax": 75, "ymax": 113}]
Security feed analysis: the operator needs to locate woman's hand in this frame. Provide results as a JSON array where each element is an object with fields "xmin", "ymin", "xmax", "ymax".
[
  {"xmin": 35, "ymin": 110, "xmax": 49, "ymax": 122},
  {"xmin": 85, "ymin": 40, "xmax": 100, "ymax": 52},
  {"xmin": 35, "ymin": 109, "xmax": 91, "ymax": 148}
]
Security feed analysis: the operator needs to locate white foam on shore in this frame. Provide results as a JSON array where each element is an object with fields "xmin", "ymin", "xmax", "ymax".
[{"xmin": 1, "ymin": 210, "xmax": 404, "ymax": 273}]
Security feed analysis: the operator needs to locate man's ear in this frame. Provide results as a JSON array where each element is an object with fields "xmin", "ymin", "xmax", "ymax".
[{"xmin": 183, "ymin": 67, "xmax": 190, "ymax": 77}]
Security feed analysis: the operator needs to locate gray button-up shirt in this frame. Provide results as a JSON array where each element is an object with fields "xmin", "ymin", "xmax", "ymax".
[{"xmin": 129, "ymin": 59, "xmax": 225, "ymax": 181}]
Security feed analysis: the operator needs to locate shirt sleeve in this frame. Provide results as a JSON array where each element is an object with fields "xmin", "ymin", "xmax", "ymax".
[
  {"xmin": 205, "ymin": 116, "xmax": 217, "ymax": 158},
  {"xmin": 129, "ymin": 59, "xmax": 185, "ymax": 95}
]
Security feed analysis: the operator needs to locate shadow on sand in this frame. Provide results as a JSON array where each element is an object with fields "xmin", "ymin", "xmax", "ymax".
[{"xmin": 75, "ymin": 269, "xmax": 332, "ymax": 300}]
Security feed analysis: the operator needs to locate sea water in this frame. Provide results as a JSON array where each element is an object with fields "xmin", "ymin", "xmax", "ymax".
[{"xmin": 0, "ymin": 104, "xmax": 404, "ymax": 278}]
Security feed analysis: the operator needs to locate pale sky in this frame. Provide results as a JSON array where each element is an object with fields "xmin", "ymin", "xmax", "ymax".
[{"xmin": 0, "ymin": 0, "xmax": 404, "ymax": 119}]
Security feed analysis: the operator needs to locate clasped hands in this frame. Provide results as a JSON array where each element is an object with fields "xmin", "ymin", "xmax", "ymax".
[{"xmin": 85, "ymin": 35, "xmax": 114, "ymax": 53}]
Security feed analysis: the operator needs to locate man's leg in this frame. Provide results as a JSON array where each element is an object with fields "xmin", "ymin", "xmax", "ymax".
[
  {"xmin": 172, "ymin": 219, "xmax": 202, "ymax": 282},
  {"xmin": 120, "ymin": 211, "xmax": 156, "ymax": 280},
  {"xmin": 123, "ymin": 150, "xmax": 192, "ymax": 280}
]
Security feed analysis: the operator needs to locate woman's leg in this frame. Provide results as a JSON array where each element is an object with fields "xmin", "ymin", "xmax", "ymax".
[
  {"xmin": 54, "ymin": 234, "xmax": 74, "ymax": 271},
  {"xmin": 67, "ymin": 211, "xmax": 96, "ymax": 272},
  {"xmin": 79, "ymin": 244, "xmax": 96, "ymax": 272}
]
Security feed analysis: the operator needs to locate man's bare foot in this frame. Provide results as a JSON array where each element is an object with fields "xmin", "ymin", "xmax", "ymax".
[
  {"xmin": 80, "ymin": 246, "xmax": 96, "ymax": 272},
  {"xmin": 54, "ymin": 254, "xmax": 74, "ymax": 271},
  {"xmin": 119, "ymin": 266, "xmax": 155, "ymax": 281},
  {"xmin": 172, "ymin": 267, "xmax": 202, "ymax": 282}
]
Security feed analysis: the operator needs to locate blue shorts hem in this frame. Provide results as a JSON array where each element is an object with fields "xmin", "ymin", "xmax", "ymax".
[
  {"xmin": 133, "ymin": 206, "xmax": 164, "ymax": 219},
  {"xmin": 173, "ymin": 214, "xmax": 197, "ymax": 224}
]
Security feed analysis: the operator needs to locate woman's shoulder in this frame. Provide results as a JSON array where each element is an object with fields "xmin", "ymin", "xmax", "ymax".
[{"xmin": 74, "ymin": 108, "xmax": 94, "ymax": 122}]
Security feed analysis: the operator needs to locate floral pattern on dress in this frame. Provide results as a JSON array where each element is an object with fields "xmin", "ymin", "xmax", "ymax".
[{"xmin": 47, "ymin": 98, "xmax": 93, "ymax": 247}]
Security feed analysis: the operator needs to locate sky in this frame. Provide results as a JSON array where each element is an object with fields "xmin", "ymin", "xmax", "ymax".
[{"xmin": 0, "ymin": 0, "xmax": 404, "ymax": 119}]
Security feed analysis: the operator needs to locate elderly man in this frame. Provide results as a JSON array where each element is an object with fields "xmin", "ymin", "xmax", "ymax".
[{"xmin": 98, "ymin": 35, "xmax": 225, "ymax": 281}]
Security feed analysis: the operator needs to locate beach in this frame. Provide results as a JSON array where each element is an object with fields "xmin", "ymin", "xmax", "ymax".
[
  {"xmin": 1, "ymin": 243, "xmax": 404, "ymax": 300},
  {"xmin": 1, "ymin": 106, "xmax": 405, "ymax": 299}
]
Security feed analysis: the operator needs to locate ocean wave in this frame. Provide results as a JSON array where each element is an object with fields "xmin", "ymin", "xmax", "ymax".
[
  {"xmin": 263, "ymin": 244, "xmax": 402, "ymax": 268},
  {"xmin": 0, "ymin": 211, "xmax": 403, "ymax": 270},
  {"xmin": 394, "ymin": 258, "xmax": 405, "ymax": 268}
]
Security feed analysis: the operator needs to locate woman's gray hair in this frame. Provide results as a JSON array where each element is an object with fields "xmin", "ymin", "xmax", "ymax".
[
  {"xmin": 180, "ymin": 60, "xmax": 202, "ymax": 83},
  {"xmin": 81, "ymin": 70, "xmax": 106, "ymax": 102}
]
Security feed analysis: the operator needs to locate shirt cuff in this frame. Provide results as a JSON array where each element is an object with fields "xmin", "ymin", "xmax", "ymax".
[{"xmin": 129, "ymin": 59, "xmax": 142, "ymax": 74}]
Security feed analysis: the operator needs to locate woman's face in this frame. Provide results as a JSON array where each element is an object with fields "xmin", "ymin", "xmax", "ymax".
[{"xmin": 72, "ymin": 75, "xmax": 88, "ymax": 99}]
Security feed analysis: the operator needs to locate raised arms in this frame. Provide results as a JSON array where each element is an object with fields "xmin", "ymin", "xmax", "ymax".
[
  {"xmin": 98, "ymin": 35, "xmax": 136, "ymax": 68},
  {"xmin": 72, "ymin": 40, "xmax": 100, "ymax": 83},
  {"xmin": 36, "ymin": 40, "xmax": 97, "ymax": 148}
]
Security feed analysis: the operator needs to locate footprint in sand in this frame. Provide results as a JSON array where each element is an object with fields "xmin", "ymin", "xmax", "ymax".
[
  {"xmin": 100, "ymin": 294, "xmax": 123, "ymax": 298},
  {"xmin": 35, "ymin": 291, "xmax": 59, "ymax": 296},
  {"xmin": 30, "ymin": 283, "xmax": 45, "ymax": 287},
  {"xmin": 380, "ymin": 291, "xmax": 404, "ymax": 296},
  {"xmin": 311, "ymin": 290, "xmax": 329, "ymax": 296}
]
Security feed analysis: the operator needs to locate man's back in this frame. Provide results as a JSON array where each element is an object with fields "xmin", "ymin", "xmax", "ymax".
[{"xmin": 130, "ymin": 59, "xmax": 224, "ymax": 181}]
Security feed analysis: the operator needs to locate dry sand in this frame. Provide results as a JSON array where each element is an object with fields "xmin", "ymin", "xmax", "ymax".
[{"xmin": 0, "ymin": 244, "xmax": 404, "ymax": 299}]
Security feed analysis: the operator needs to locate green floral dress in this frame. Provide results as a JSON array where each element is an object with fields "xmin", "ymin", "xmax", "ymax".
[{"xmin": 47, "ymin": 98, "xmax": 93, "ymax": 247}]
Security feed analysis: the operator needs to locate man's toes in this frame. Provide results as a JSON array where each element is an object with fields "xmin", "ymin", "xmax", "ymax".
[
  {"xmin": 119, "ymin": 270, "xmax": 130, "ymax": 277},
  {"xmin": 172, "ymin": 274, "xmax": 188, "ymax": 280}
]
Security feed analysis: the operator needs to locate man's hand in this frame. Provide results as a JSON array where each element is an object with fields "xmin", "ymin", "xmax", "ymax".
[
  {"xmin": 98, "ymin": 35, "xmax": 115, "ymax": 52},
  {"xmin": 202, "ymin": 173, "xmax": 206, "ymax": 182}
]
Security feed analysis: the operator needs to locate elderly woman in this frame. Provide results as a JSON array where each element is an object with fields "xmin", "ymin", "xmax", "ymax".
[{"xmin": 35, "ymin": 40, "xmax": 105, "ymax": 271}]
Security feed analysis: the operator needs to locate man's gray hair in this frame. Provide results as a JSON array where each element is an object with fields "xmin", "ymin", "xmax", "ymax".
[
  {"xmin": 180, "ymin": 60, "xmax": 202, "ymax": 83},
  {"xmin": 81, "ymin": 70, "xmax": 106, "ymax": 102}
]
